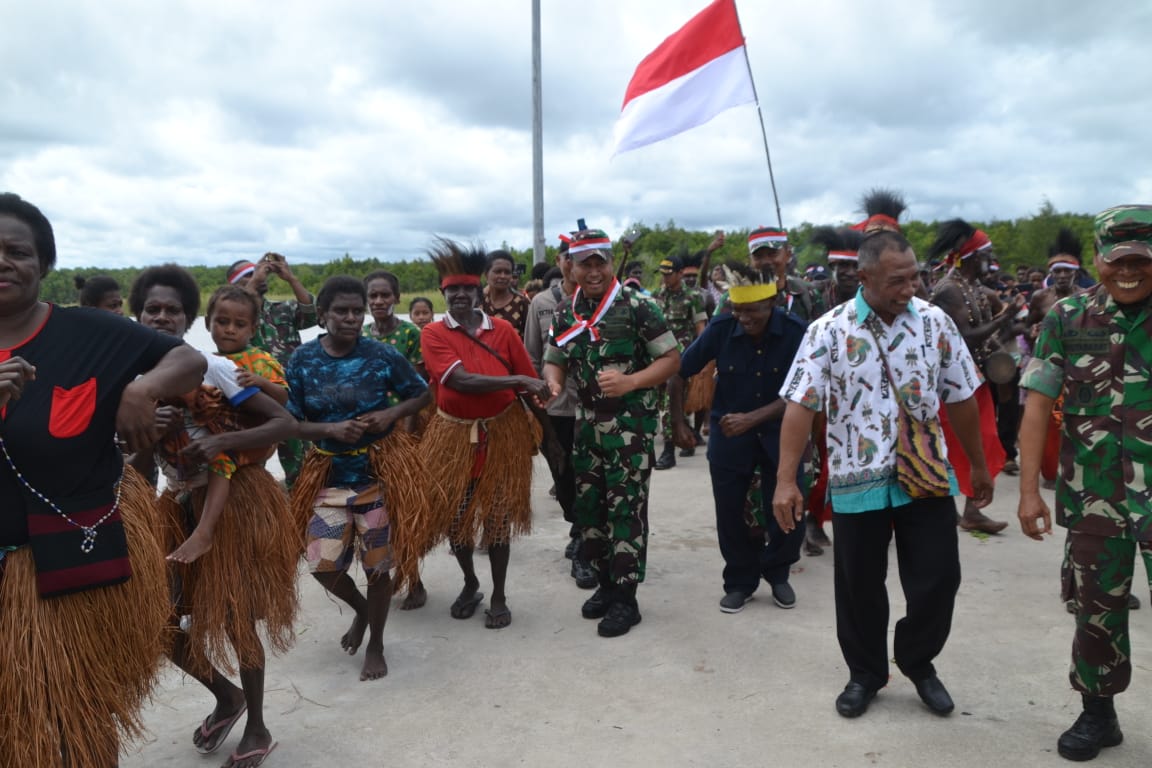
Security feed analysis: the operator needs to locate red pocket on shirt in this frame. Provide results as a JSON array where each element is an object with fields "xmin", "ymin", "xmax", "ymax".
[{"xmin": 49, "ymin": 377, "xmax": 97, "ymax": 438}]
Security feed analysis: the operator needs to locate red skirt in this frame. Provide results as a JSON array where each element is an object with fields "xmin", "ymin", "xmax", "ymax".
[
  {"xmin": 939, "ymin": 383, "xmax": 1006, "ymax": 498},
  {"xmin": 807, "ymin": 421, "xmax": 831, "ymax": 524}
]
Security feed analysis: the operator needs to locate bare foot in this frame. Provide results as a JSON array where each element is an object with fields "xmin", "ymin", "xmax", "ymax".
[
  {"xmin": 168, "ymin": 529, "xmax": 214, "ymax": 563},
  {"xmin": 400, "ymin": 581, "xmax": 427, "ymax": 611},
  {"xmin": 341, "ymin": 613, "xmax": 367, "ymax": 655},
  {"xmin": 360, "ymin": 645, "xmax": 388, "ymax": 681}
]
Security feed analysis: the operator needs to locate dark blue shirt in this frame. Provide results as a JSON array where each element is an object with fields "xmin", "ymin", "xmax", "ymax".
[
  {"xmin": 286, "ymin": 336, "xmax": 427, "ymax": 487},
  {"xmin": 679, "ymin": 309, "xmax": 806, "ymax": 472}
]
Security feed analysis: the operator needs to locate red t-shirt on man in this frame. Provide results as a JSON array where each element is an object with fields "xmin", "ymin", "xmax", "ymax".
[{"xmin": 421, "ymin": 312, "xmax": 539, "ymax": 420}]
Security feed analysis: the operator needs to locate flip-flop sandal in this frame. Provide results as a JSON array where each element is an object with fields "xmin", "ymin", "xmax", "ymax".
[
  {"xmin": 484, "ymin": 606, "xmax": 512, "ymax": 629},
  {"xmin": 450, "ymin": 591, "xmax": 484, "ymax": 619},
  {"xmin": 195, "ymin": 703, "xmax": 247, "ymax": 755},
  {"xmin": 223, "ymin": 740, "xmax": 278, "ymax": 768}
]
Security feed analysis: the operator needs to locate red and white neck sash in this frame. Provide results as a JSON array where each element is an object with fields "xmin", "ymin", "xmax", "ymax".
[{"xmin": 555, "ymin": 279, "xmax": 621, "ymax": 346}]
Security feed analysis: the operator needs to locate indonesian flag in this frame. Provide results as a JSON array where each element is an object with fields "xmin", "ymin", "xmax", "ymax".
[{"xmin": 612, "ymin": 0, "xmax": 755, "ymax": 155}]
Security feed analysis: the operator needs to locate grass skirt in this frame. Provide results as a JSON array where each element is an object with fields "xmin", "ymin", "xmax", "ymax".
[
  {"xmin": 684, "ymin": 361, "xmax": 717, "ymax": 414},
  {"xmin": 0, "ymin": 466, "xmax": 169, "ymax": 768},
  {"xmin": 422, "ymin": 403, "xmax": 535, "ymax": 548},
  {"xmin": 160, "ymin": 465, "xmax": 298, "ymax": 676},
  {"xmin": 289, "ymin": 430, "xmax": 432, "ymax": 593}
]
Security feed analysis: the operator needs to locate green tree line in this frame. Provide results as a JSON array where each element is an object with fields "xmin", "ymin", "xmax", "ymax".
[{"xmin": 45, "ymin": 203, "xmax": 1095, "ymax": 306}]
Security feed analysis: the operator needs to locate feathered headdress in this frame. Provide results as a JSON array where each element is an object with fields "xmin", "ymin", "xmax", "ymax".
[
  {"xmin": 854, "ymin": 188, "xmax": 906, "ymax": 233},
  {"xmin": 428, "ymin": 237, "xmax": 488, "ymax": 289},
  {"xmin": 811, "ymin": 226, "xmax": 865, "ymax": 263},
  {"xmin": 681, "ymin": 249, "xmax": 707, "ymax": 269},
  {"xmin": 929, "ymin": 218, "xmax": 992, "ymax": 267},
  {"xmin": 1046, "ymin": 227, "xmax": 1083, "ymax": 270},
  {"xmin": 722, "ymin": 261, "xmax": 778, "ymax": 304}
]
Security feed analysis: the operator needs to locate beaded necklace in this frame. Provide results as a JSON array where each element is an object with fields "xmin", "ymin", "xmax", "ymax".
[
  {"xmin": 0, "ymin": 434, "xmax": 123, "ymax": 553},
  {"xmin": 943, "ymin": 269, "xmax": 992, "ymax": 326},
  {"xmin": 940, "ymin": 268, "xmax": 997, "ymax": 361}
]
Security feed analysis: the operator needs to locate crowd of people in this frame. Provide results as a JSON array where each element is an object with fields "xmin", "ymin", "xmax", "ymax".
[{"xmin": 4, "ymin": 190, "xmax": 1151, "ymax": 765}]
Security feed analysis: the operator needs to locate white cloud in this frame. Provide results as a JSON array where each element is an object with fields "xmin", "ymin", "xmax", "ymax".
[{"xmin": 0, "ymin": 0, "xmax": 1148, "ymax": 269}]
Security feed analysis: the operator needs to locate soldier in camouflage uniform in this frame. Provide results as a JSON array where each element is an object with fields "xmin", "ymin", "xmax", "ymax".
[
  {"xmin": 228, "ymin": 254, "xmax": 318, "ymax": 487},
  {"xmin": 544, "ymin": 228, "xmax": 681, "ymax": 638},
  {"xmin": 712, "ymin": 227, "xmax": 824, "ymax": 322},
  {"xmin": 652, "ymin": 255, "xmax": 707, "ymax": 469},
  {"xmin": 1017, "ymin": 205, "xmax": 1152, "ymax": 762}
]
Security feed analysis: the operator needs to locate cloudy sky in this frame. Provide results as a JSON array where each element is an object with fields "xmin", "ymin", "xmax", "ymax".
[{"xmin": 2, "ymin": 0, "xmax": 1149, "ymax": 269}]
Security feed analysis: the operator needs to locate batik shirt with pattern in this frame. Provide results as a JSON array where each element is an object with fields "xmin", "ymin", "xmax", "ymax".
[
  {"xmin": 781, "ymin": 291, "xmax": 980, "ymax": 512},
  {"xmin": 1021, "ymin": 286, "xmax": 1152, "ymax": 541},
  {"xmin": 482, "ymin": 288, "xmax": 530, "ymax": 338},
  {"xmin": 253, "ymin": 296, "xmax": 318, "ymax": 367},
  {"xmin": 222, "ymin": 346, "xmax": 288, "ymax": 390}
]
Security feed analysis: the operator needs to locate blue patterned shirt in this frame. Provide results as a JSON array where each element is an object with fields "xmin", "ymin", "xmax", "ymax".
[{"xmin": 286, "ymin": 336, "xmax": 427, "ymax": 486}]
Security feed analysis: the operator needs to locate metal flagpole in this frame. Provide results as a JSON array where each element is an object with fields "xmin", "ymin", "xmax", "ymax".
[
  {"xmin": 732, "ymin": 2, "xmax": 783, "ymax": 229},
  {"xmin": 531, "ymin": 0, "xmax": 546, "ymax": 264}
]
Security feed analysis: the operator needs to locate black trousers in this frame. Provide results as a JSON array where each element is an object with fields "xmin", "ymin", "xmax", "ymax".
[
  {"xmin": 547, "ymin": 414, "xmax": 578, "ymax": 537},
  {"xmin": 709, "ymin": 461, "xmax": 804, "ymax": 595},
  {"xmin": 994, "ymin": 377, "xmax": 1021, "ymax": 462},
  {"xmin": 832, "ymin": 495, "xmax": 960, "ymax": 691}
]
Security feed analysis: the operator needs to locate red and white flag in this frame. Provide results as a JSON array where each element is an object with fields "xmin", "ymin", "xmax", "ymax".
[{"xmin": 612, "ymin": 0, "xmax": 755, "ymax": 155}]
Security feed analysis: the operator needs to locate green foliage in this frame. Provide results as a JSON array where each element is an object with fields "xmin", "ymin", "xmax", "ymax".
[{"xmin": 42, "ymin": 203, "xmax": 1099, "ymax": 306}]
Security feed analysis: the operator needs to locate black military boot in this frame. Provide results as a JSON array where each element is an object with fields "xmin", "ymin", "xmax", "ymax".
[
  {"xmin": 598, "ymin": 583, "xmax": 641, "ymax": 637},
  {"xmin": 654, "ymin": 442, "xmax": 676, "ymax": 470},
  {"xmin": 1057, "ymin": 694, "xmax": 1123, "ymax": 761},
  {"xmin": 581, "ymin": 572, "xmax": 614, "ymax": 619}
]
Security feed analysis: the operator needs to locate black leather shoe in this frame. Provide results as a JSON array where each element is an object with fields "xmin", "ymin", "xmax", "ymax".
[
  {"xmin": 835, "ymin": 682, "xmax": 877, "ymax": 718},
  {"xmin": 1058, "ymin": 695, "xmax": 1123, "ymax": 761},
  {"xmin": 913, "ymin": 675, "xmax": 954, "ymax": 715},
  {"xmin": 581, "ymin": 587, "xmax": 611, "ymax": 619},
  {"xmin": 654, "ymin": 445, "xmax": 676, "ymax": 470}
]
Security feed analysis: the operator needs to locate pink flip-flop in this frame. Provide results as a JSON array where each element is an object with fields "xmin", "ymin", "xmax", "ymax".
[
  {"xmin": 194, "ymin": 703, "xmax": 247, "ymax": 755},
  {"xmin": 223, "ymin": 740, "xmax": 278, "ymax": 768}
]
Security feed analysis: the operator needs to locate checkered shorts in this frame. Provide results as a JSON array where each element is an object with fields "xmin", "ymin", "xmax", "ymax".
[{"xmin": 305, "ymin": 485, "xmax": 393, "ymax": 578}]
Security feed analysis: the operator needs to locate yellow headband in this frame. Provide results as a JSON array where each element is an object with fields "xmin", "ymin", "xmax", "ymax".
[{"xmin": 729, "ymin": 282, "xmax": 778, "ymax": 304}]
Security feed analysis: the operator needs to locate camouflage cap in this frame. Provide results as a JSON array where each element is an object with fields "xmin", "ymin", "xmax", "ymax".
[
  {"xmin": 1095, "ymin": 205, "xmax": 1152, "ymax": 262},
  {"xmin": 568, "ymin": 228, "xmax": 613, "ymax": 263}
]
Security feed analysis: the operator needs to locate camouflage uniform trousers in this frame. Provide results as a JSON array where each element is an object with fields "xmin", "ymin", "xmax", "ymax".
[
  {"xmin": 743, "ymin": 459, "xmax": 814, "ymax": 532},
  {"xmin": 573, "ymin": 410, "xmax": 656, "ymax": 585},
  {"xmin": 1062, "ymin": 529, "xmax": 1152, "ymax": 695},
  {"xmin": 278, "ymin": 439, "xmax": 305, "ymax": 488},
  {"xmin": 657, "ymin": 385, "xmax": 675, "ymax": 443}
]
